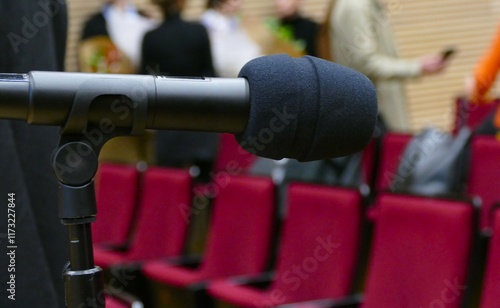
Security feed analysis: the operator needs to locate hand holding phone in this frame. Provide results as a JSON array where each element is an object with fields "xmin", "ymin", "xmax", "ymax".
[{"xmin": 441, "ymin": 47, "xmax": 456, "ymax": 61}]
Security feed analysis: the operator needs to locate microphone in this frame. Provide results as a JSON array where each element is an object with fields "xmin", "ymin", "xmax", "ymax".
[
  {"xmin": 238, "ymin": 55, "xmax": 377, "ymax": 161},
  {"xmin": 0, "ymin": 54, "xmax": 377, "ymax": 161}
]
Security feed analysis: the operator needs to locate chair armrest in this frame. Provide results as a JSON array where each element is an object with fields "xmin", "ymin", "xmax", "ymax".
[
  {"xmin": 278, "ymin": 293, "xmax": 363, "ymax": 308},
  {"xmin": 228, "ymin": 271, "xmax": 275, "ymax": 289},
  {"xmin": 162, "ymin": 254, "xmax": 203, "ymax": 268},
  {"xmin": 97, "ymin": 242, "xmax": 130, "ymax": 252},
  {"xmin": 188, "ymin": 271, "xmax": 275, "ymax": 292},
  {"xmin": 107, "ymin": 255, "xmax": 203, "ymax": 272}
]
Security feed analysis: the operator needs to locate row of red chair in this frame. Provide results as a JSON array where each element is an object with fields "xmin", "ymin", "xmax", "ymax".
[
  {"xmin": 92, "ymin": 133, "xmax": 257, "ymax": 308},
  {"xmin": 286, "ymin": 197, "xmax": 500, "ymax": 308},
  {"xmin": 94, "ymin": 166, "xmax": 192, "ymax": 268},
  {"xmin": 92, "ymin": 133, "xmax": 255, "ymax": 254},
  {"xmin": 91, "ymin": 110, "xmax": 500, "ymax": 307},
  {"xmin": 209, "ymin": 192, "xmax": 481, "ymax": 308},
  {"xmin": 92, "ymin": 164, "xmax": 500, "ymax": 307},
  {"xmin": 206, "ymin": 183, "xmax": 363, "ymax": 307}
]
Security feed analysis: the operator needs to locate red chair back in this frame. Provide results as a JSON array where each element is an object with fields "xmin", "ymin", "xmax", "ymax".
[
  {"xmin": 270, "ymin": 184, "xmax": 363, "ymax": 304},
  {"xmin": 93, "ymin": 163, "xmax": 140, "ymax": 245},
  {"xmin": 197, "ymin": 175, "xmax": 275, "ymax": 278},
  {"xmin": 375, "ymin": 133, "xmax": 412, "ymax": 192},
  {"xmin": 363, "ymin": 193, "xmax": 475, "ymax": 308},
  {"xmin": 126, "ymin": 167, "xmax": 192, "ymax": 260}
]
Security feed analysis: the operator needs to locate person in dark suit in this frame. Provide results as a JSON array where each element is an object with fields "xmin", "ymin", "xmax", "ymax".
[
  {"xmin": 0, "ymin": 1, "xmax": 68, "ymax": 307},
  {"xmin": 141, "ymin": 0, "xmax": 215, "ymax": 77},
  {"xmin": 141, "ymin": 0, "xmax": 219, "ymax": 181}
]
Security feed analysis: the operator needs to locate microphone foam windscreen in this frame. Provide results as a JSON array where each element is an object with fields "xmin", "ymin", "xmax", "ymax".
[{"xmin": 237, "ymin": 54, "xmax": 378, "ymax": 161}]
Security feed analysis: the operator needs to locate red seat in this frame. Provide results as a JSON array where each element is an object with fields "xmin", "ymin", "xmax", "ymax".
[
  {"xmin": 93, "ymin": 167, "xmax": 192, "ymax": 268},
  {"xmin": 208, "ymin": 184, "xmax": 363, "ymax": 307},
  {"xmin": 467, "ymin": 136, "xmax": 500, "ymax": 230},
  {"xmin": 92, "ymin": 163, "xmax": 140, "ymax": 245},
  {"xmin": 374, "ymin": 133, "xmax": 412, "ymax": 192},
  {"xmin": 453, "ymin": 97, "xmax": 500, "ymax": 133},
  {"xmin": 362, "ymin": 193, "xmax": 475, "ymax": 308},
  {"xmin": 480, "ymin": 208, "xmax": 500, "ymax": 308},
  {"xmin": 142, "ymin": 175, "xmax": 275, "ymax": 287}
]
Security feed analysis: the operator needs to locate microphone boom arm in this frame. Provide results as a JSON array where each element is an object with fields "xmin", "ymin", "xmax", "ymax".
[{"xmin": 0, "ymin": 71, "xmax": 250, "ymax": 134}]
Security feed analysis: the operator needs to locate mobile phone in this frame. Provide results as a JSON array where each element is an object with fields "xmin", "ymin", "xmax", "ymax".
[{"xmin": 441, "ymin": 47, "xmax": 456, "ymax": 60}]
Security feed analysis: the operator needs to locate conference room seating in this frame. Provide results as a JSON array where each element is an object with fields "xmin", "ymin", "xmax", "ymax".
[
  {"xmin": 142, "ymin": 175, "xmax": 275, "ymax": 307},
  {"xmin": 208, "ymin": 183, "xmax": 364, "ymax": 307},
  {"xmin": 281, "ymin": 193, "xmax": 477, "ymax": 308},
  {"xmin": 361, "ymin": 193, "xmax": 476, "ymax": 307},
  {"xmin": 93, "ymin": 166, "xmax": 192, "ymax": 268},
  {"xmin": 92, "ymin": 100, "xmax": 500, "ymax": 307}
]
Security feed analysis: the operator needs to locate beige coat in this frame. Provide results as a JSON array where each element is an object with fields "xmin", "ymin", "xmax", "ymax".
[{"xmin": 330, "ymin": 0, "xmax": 422, "ymax": 132}]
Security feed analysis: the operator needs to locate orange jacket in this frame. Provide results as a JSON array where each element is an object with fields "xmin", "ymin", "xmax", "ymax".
[
  {"xmin": 473, "ymin": 23, "xmax": 500, "ymax": 127},
  {"xmin": 474, "ymin": 24, "xmax": 500, "ymax": 102}
]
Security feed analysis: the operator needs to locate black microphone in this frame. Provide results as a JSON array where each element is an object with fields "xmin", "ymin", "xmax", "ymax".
[{"xmin": 0, "ymin": 54, "xmax": 377, "ymax": 161}]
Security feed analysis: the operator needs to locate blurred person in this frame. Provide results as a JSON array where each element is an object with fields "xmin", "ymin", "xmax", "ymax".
[
  {"xmin": 0, "ymin": 1, "xmax": 68, "ymax": 307},
  {"xmin": 249, "ymin": 0, "xmax": 351, "ymax": 217},
  {"xmin": 141, "ymin": 0, "xmax": 215, "ymax": 77},
  {"xmin": 81, "ymin": 0, "xmax": 158, "ymax": 72},
  {"xmin": 80, "ymin": 0, "xmax": 158, "ymax": 165},
  {"xmin": 330, "ymin": 0, "xmax": 450, "ymax": 132},
  {"xmin": 200, "ymin": 0, "xmax": 262, "ymax": 77},
  {"xmin": 248, "ymin": 2, "xmax": 323, "ymax": 216},
  {"xmin": 141, "ymin": 0, "xmax": 219, "ymax": 181}
]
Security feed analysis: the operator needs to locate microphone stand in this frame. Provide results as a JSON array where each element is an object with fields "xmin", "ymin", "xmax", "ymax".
[
  {"xmin": 53, "ymin": 135, "xmax": 105, "ymax": 308},
  {"xmin": 46, "ymin": 78, "xmax": 150, "ymax": 307}
]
